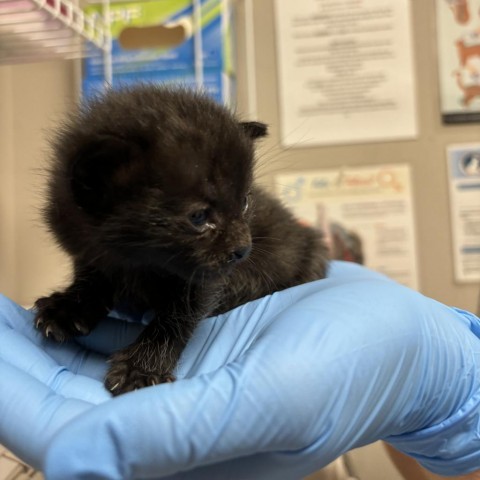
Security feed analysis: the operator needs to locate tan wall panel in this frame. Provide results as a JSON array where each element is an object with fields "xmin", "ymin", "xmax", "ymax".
[
  {"xmin": 0, "ymin": 67, "xmax": 17, "ymax": 299},
  {"xmin": 5, "ymin": 61, "xmax": 75, "ymax": 305}
]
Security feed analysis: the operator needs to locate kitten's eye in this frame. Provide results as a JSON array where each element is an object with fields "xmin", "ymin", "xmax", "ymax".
[
  {"xmin": 189, "ymin": 209, "xmax": 209, "ymax": 227},
  {"xmin": 242, "ymin": 194, "xmax": 250, "ymax": 214}
]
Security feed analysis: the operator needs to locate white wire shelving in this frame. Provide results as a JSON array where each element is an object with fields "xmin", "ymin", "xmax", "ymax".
[{"xmin": 0, "ymin": 0, "xmax": 111, "ymax": 81}]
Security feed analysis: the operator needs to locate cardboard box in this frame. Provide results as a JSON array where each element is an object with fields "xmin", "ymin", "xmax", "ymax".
[{"xmin": 83, "ymin": 0, "xmax": 235, "ymax": 105}]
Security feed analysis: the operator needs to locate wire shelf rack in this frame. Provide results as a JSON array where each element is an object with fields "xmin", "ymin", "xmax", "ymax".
[{"xmin": 0, "ymin": 0, "xmax": 111, "ymax": 80}]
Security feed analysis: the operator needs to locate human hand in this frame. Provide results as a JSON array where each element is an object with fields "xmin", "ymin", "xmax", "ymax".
[{"xmin": 1, "ymin": 261, "xmax": 480, "ymax": 479}]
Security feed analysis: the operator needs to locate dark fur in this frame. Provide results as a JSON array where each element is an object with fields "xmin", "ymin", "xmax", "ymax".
[{"xmin": 35, "ymin": 85, "xmax": 329, "ymax": 394}]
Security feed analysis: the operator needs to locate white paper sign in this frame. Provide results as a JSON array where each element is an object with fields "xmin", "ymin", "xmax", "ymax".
[
  {"xmin": 276, "ymin": 164, "xmax": 419, "ymax": 289},
  {"xmin": 274, "ymin": 0, "xmax": 418, "ymax": 146},
  {"xmin": 447, "ymin": 144, "xmax": 480, "ymax": 282}
]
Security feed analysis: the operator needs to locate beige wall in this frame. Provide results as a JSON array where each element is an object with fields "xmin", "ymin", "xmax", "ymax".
[
  {"xmin": 0, "ymin": 68, "xmax": 16, "ymax": 300},
  {"xmin": 0, "ymin": 61, "xmax": 75, "ymax": 306}
]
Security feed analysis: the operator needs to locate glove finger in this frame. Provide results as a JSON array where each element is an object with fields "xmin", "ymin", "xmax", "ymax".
[
  {"xmin": 44, "ymin": 353, "xmax": 310, "ymax": 480},
  {"xmin": 74, "ymin": 316, "xmax": 145, "ymax": 355},
  {"xmin": 161, "ymin": 451, "xmax": 334, "ymax": 480},
  {"xmin": 0, "ymin": 324, "xmax": 110, "ymax": 401},
  {"xmin": 0, "ymin": 294, "xmax": 111, "ymax": 386},
  {"xmin": 0, "ymin": 360, "xmax": 94, "ymax": 470}
]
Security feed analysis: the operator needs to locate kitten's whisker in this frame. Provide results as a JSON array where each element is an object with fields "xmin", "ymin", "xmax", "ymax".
[
  {"xmin": 160, "ymin": 251, "xmax": 184, "ymax": 270},
  {"xmin": 251, "ymin": 246, "xmax": 287, "ymax": 262},
  {"xmin": 85, "ymin": 247, "xmax": 110, "ymax": 266},
  {"xmin": 245, "ymin": 256, "xmax": 278, "ymax": 292},
  {"xmin": 185, "ymin": 267, "xmax": 198, "ymax": 318},
  {"xmin": 252, "ymin": 236, "xmax": 282, "ymax": 242}
]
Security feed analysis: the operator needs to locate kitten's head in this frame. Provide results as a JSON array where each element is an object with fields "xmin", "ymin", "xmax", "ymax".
[{"xmin": 47, "ymin": 85, "xmax": 267, "ymax": 280}]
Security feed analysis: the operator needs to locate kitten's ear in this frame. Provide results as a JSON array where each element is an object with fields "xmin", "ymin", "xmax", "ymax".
[
  {"xmin": 71, "ymin": 136, "xmax": 133, "ymax": 214},
  {"xmin": 240, "ymin": 121, "xmax": 268, "ymax": 140}
]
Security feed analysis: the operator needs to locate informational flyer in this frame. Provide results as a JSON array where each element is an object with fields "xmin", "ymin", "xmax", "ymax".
[
  {"xmin": 447, "ymin": 144, "xmax": 480, "ymax": 282},
  {"xmin": 274, "ymin": 0, "xmax": 417, "ymax": 147},
  {"xmin": 276, "ymin": 164, "xmax": 419, "ymax": 288},
  {"xmin": 436, "ymin": 0, "xmax": 480, "ymax": 123}
]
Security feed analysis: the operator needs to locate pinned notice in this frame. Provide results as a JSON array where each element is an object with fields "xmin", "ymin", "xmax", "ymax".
[
  {"xmin": 276, "ymin": 164, "xmax": 419, "ymax": 288},
  {"xmin": 274, "ymin": 0, "xmax": 418, "ymax": 147},
  {"xmin": 447, "ymin": 144, "xmax": 480, "ymax": 282}
]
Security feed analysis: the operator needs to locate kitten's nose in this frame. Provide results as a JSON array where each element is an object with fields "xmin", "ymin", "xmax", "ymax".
[{"xmin": 229, "ymin": 245, "xmax": 252, "ymax": 263}]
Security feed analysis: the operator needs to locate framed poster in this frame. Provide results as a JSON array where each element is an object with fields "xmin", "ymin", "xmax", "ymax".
[
  {"xmin": 276, "ymin": 164, "xmax": 419, "ymax": 288},
  {"xmin": 437, "ymin": 0, "xmax": 480, "ymax": 123},
  {"xmin": 447, "ymin": 144, "xmax": 480, "ymax": 282}
]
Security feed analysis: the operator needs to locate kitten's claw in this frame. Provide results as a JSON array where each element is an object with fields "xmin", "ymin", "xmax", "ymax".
[
  {"xmin": 44, "ymin": 325, "xmax": 65, "ymax": 342},
  {"xmin": 33, "ymin": 293, "xmax": 103, "ymax": 343},
  {"xmin": 105, "ymin": 354, "xmax": 176, "ymax": 395},
  {"xmin": 74, "ymin": 321, "xmax": 90, "ymax": 335}
]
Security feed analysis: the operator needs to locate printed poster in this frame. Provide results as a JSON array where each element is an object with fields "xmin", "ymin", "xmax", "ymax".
[
  {"xmin": 274, "ymin": 0, "xmax": 417, "ymax": 147},
  {"xmin": 276, "ymin": 164, "xmax": 419, "ymax": 289},
  {"xmin": 447, "ymin": 144, "xmax": 480, "ymax": 282},
  {"xmin": 437, "ymin": 0, "xmax": 480, "ymax": 123}
]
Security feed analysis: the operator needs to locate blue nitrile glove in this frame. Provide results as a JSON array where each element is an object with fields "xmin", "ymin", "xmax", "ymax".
[{"xmin": 1, "ymin": 261, "xmax": 480, "ymax": 479}]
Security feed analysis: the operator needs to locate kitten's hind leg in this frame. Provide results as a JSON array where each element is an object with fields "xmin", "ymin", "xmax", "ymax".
[
  {"xmin": 105, "ymin": 318, "xmax": 193, "ymax": 395},
  {"xmin": 34, "ymin": 268, "xmax": 113, "ymax": 342}
]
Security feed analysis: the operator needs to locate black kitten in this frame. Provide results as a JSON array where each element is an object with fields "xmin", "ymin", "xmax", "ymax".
[{"xmin": 34, "ymin": 84, "xmax": 329, "ymax": 395}]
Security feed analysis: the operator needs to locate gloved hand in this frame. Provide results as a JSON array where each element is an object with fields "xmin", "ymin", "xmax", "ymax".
[{"xmin": 1, "ymin": 261, "xmax": 480, "ymax": 479}]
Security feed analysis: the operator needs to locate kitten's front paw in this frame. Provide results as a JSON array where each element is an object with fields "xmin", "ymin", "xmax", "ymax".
[
  {"xmin": 105, "ymin": 349, "xmax": 175, "ymax": 396},
  {"xmin": 34, "ymin": 293, "xmax": 97, "ymax": 342}
]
